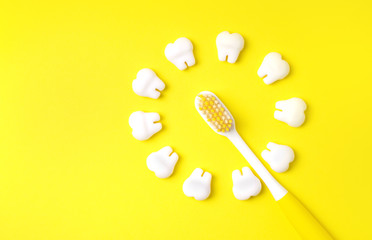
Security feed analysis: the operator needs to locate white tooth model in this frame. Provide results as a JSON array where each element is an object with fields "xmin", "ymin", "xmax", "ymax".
[
  {"xmin": 165, "ymin": 37, "xmax": 195, "ymax": 70},
  {"xmin": 261, "ymin": 143, "xmax": 295, "ymax": 173},
  {"xmin": 232, "ymin": 167, "xmax": 262, "ymax": 200},
  {"xmin": 274, "ymin": 98, "xmax": 307, "ymax": 127},
  {"xmin": 216, "ymin": 31, "xmax": 244, "ymax": 63},
  {"xmin": 147, "ymin": 146, "xmax": 179, "ymax": 178},
  {"xmin": 132, "ymin": 68, "xmax": 165, "ymax": 99},
  {"xmin": 258, "ymin": 52, "xmax": 290, "ymax": 84},
  {"xmin": 183, "ymin": 168, "xmax": 212, "ymax": 201},
  {"xmin": 129, "ymin": 111, "xmax": 162, "ymax": 140}
]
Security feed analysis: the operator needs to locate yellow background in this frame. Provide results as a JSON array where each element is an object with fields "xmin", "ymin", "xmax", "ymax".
[{"xmin": 0, "ymin": 0, "xmax": 371, "ymax": 239}]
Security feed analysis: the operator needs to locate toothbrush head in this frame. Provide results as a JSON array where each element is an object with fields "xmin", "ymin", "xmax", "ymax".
[{"xmin": 195, "ymin": 91, "xmax": 235, "ymax": 136}]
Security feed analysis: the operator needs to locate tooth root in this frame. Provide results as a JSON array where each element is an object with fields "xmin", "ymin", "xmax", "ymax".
[
  {"xmin": 151, "ymin": 90, "xmax": 161, "ymax": 99},
  {"xmin": 190, "ymin": 168, "xmax": 204, "ymax": 177},
  {"xmin": 257, "ymin": 66, "xmax": 267, "ymax": 78},
  {"xmin": 263, "ymin": 75, "xmax": 277, "ymax": 85},
  {"xmin": 241, "ymin": 166, "xmax": 252, "ymax": 176},
  {"xmin": 274, "ymin": 110, "xmax": 286, "ymax": 122},
  {"xmin": 226, "ymin": 51, "xmax": 239, "ymax": 64},
  {"xmin": 185, "ymin": 53, "xmax": 195, "ymax": 67},
  {"xmin": 202, "ymin": 172, "xmax": 212, "ymax": 183},
  {"xmin": 218, "ymin": 50, "xmax": 228, "ymax": 62},
  {"xmin": 266, "ymin": 142, "xmax": 277, "ymax": 151},
  {"xmin": 155, "ymin": 78, "xmax": 166, "ymax": 91},
  {"xmin": 275, "ymin": 100, "xmax": 286, "ymax": 110},
  {"xmin": 261, "ymin": 149, "xmax": 271, "ymax": 161},
  {"xmin": 232, "ymin": 169, "xmax": 242, "ymax": 180},
  {"xmin": 151, "ymin": 122, "xmax": 162, "ymax": 134}
]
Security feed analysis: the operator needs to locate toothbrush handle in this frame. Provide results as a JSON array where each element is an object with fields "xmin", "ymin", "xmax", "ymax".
[
  {"xmin": 228, "ymin": 131, "xmax": 333, "ymax": 239},
  {"xmin": 228, "ymin": 130, "xmax": 287, "ymax": 200},
  {"xmin": 277, "ymin": 192, "xmax": 333, "ymax": 240}
]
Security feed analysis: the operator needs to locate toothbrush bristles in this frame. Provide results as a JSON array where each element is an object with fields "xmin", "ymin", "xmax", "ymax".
[{"xmin": 197, "ymin": 93, "xmax": 233, "ymax": 132}]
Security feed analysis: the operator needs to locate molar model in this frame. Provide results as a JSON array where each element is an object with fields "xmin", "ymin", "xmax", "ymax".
[{"xmin": 129, "ymin": 111, "xmax": 162, "ymax": 140}]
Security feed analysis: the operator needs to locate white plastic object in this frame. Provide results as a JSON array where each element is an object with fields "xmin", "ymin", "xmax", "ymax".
[
  {"xmin": 274, "ymin": 98, "xmax": 307, "ymax": 127},
  {"xmin": 232, "ymin": 167, "xmax": 262, "ymax": 200},
  {"xmin": 261, "ymin": 142, "xmax": 295, "ymax": 173},
  {"xmin": 146, "ymin": 146, "xmax": 179, "ymax": 178},
  {"xmin": 132, "ymin": 68, "xmax": 165, "ymax": 99},
  {"xmin": 258, "ymin": 52, "xmax": 290, "ymax": 84},
  {"xmin": 216, "ymin": 31, "xmax": 244, "ymax": 63},
  {"xmin": 195, "ymin": 91, "xmax": 287, "ymax": 201},
  {"xmin": 129, "ymin": 111, "xmax": 162, "ymax": 141},
  {"xmin": 165, "ymin": 37, "xmax": 195, "ymax": 70},
  {"xmin": 183, "ymin": 168, "xmax": 212, "ymax": 201}
]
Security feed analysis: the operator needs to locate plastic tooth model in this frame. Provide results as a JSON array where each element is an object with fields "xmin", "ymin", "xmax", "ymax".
[
  {"xmin": 146, "ymin": 146, "xmax": 179, "ymax": 178},
  {"xmin": 195, "ymin": 91, "xmax": 333, "ymax": 239},
  {"xmin": 129, "ymin": 111, "xmax": 162, "ymax": 141},
  {"xmin": 164, "ymin": 37, "xmax": 195, "ymax": 70},
  {"xmin": 274, "ymin": 98, "xmax": 307, "ymax": 127},
  {"xmin": 183, "ymin": 168, "xmax": 212, "ymax": 201},
  {"xmin": 216, "ymin": 31, "xmax": 244, "ymax": 63},
  {"xmin": 261, "ymin": 143, "xmax": 295, "ymax": 173},
  {"xmin": 232, "ymin": 167, "xmax": 262, "ymax": 200},
  {"xmin": 258, "ymin": 52, "xmax": 290, "ymax": 84},
  {"xmin": 132, "ymin": 68, "xmax": 165, "ymax": 99}
]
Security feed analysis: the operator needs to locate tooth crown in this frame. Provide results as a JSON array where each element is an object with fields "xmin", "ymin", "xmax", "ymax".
[
  {"xmin": 129, "ymin": 111, "xmax": 162, "ymax": 141},
  {"xmin": 183, "ymin": 168, "xmax": 212, "ymax": 201},
  {"xmin": 165, "ymin": 37, "xmax": 195, "ymax": 70},
  {"xmin": 232, "ymin": 167, "xmax": 262, "ymax": 200},
  {"xmin": 147, "ymin": 146, "xmax": 179, "ymax": 178},
  {"xmin": 216, "ymin": 31, "xmax": 244, "ymax": 63},
  {"xmin": 258, "ymin": 52, "xmax": 290, "ymax": 84},
  {"xmin": 132, "ymin": 68, "xmax": 165, "ymax": 99},
  {"xmin": 261, "ymin": 142, "xmax": 295, "ymax": 173},
  {"xmin": 274, "ymin": 98, "xmax": 307, "ymax": 127}
]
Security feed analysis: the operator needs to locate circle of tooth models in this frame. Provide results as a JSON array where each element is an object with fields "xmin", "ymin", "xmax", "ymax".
[
  {"xmin": 196, "ymin": 93, "xmax": 233, "ymax": 133},
  {"xmin": 258, "ymin": 52, "xmax": 290, "ymax": 85},
  {"xmin": 183, "ymin": 168, "xmax": 212, "ymax": 201},
  {"xmin": 130, "ymin": 32, "xmax": 307, "ymax": 200},
  {"xmin": 165, "ymin": 37, "xmax": 195, "ymax": 70},
  {"xmin": 274, "ymin": 98, "xmax": 307, "ymax": 127},
  {"xmin": 147, "ymin": 146, "xmax": 179, "ymax": 178},
  {"xmin": 129, "ymin": 111, "xmax": 162, "ymax": 141},
  {"xmin": 261, "ymin": 142, "xmax": 295, "ymax": 173},
  {"xmin": 232, "ymin": 167, "xmax": 262, "ymax": 200},
  {"xmin": 216, "ymin": 31, "xmax": 244, "ymax": 64},
  {"xmin": 132, "ymin": 68, "xmax": 165, "ymax": 99}
]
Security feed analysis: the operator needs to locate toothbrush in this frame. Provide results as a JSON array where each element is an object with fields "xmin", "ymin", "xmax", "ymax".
[{"xmin": 195, "ymin": 91, "xmax": 333, "ymax": 240}]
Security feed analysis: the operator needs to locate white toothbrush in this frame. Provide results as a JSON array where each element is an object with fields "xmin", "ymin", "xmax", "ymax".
[{"xmin": 195, "ymin": 91, "xmax": 333, "ymax": 240}]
